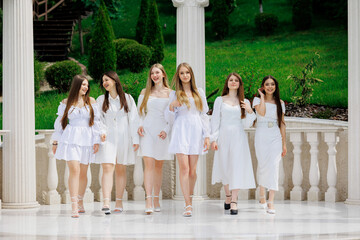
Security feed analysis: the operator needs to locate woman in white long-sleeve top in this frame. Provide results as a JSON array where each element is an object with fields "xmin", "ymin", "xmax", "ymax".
[
  {"xmin": 94, "ymin": 71, "xmax": 139, "ymax": 215},
  {"xmin": 165, "ymin": 62, "xmax": 210, "ymax": 217},
  {"xmin": 52, "ymin": 75, "xmax": 101, "ymax": 218},
  {"xmin": 253, "ymin": 75, "xmax": 287, "ymax": 214},
  {"xmin": 211, "ymin": 73, "xmax": 256, "ymax": 215}
]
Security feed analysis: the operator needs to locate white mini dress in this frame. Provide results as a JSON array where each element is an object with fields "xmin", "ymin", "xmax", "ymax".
[
  {"xmin": 94, "ymin": 94, "xmax": 139, "ymax": 165},
  {"xmin": 52, "ymin": 102, "xmax": 101, "ymax": 165},
  {"xmin": 253, "ymin": 97, "xmax": 285, "ymax": 191},
  {"xmin": 137, "ymin": 95, "xmax": 173, "ymax": 160},
  {"xmin": 165, "ymin": 89, "xmax": 210, "ymax": 155},
  {"xmin": 211, "ymin": 97, "xmax": 256, "ymax": 190}
]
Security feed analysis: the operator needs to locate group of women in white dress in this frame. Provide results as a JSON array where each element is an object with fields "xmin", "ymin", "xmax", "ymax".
[{"xmin": 51, "ymin": 62, "xmax": 286, "ymax": 218}]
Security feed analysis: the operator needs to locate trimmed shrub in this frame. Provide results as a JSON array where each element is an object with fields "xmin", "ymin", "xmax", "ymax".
[
  {"xmin": 45, "ymin": 60, "xmax": 82, "ymax": 93},
  {"xmin": 119, "ymin": 43, "xmax": 151, "ymax": 73},
  {"xmin": 135, "ymin": 0, "xmax": 149, "ymax": 44},
  {"xmin": 292, "ymin": 0, "xmax": 312, "ymax": 30},
  {"xmin": 0, "ymin": 64, "xmax": 2, "ymax": 94},
  {"xmin": 211, "ymin": 0, "xmax": 229, "ymax": 40},
  {"xmin": 88, "ymin": 0, "xmax": 116, "ymax": 82},
  {"xmin": 143, "ymin": 0, "xmax": 164, "ymax": 64},
  {"xmin": 254, "ymin": 13, "xmax": 279, "ymax": 35},
  {"xmin": 114, "ymin": 38, "xmax": 139, "ymax": 69},
  {"xmin": 34, "ymin": 58, "xmax": 45, "ymax": 94}
]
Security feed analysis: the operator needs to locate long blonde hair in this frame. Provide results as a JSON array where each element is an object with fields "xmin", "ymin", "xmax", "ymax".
[
  {"xmin": 139, "ymin": 63, "xmax": 170, "ymax": 116},
  {"xmin": 173, "ymin": 62, "xmax": 203, "ymax": 111}
]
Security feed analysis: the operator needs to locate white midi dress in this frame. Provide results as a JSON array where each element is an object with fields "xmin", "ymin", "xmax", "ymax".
[
  {"xmin": 137, "ymin": 95, "xmax": 173, "ymax": 160},
  {"xmin": 253, "ymin": 97, "xmax": 285, "ymax": 191},
  {"xmin": 165, "ymin": 89, "xmax": 210, "ymax": 155},
  {"xmin": 51, "ymin": 102, "xmax": 101, "ymax": 165},
  {"xmin": 94, "ymin": 94, "xmax": 139, "ymax": 165},
  {"xmin": 211, "ymin": 97, "xmax": 257, "ymax": 190}
]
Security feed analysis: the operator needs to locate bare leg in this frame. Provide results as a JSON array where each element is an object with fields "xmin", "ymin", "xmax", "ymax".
[
  {"xmin": 268, "ymin": 190, "xmax": 275, "ymax": 210},
  {"xmin": 188, "ymin": 155, "xmax": 199, "ymax": 205},
  {"xmin": 224, "ymin": 184, "xmax": 231, "ymax": 204},
  {"xmin": 153, "ymin": 160, "xmax": 164, "ymax": 209},
  {"xmin": 259, "ymin": 185, "xmax": 266, "ymax": 204},
  {"xmin": 115, "ymin": 164, "xmax": 127, "ymax": 209},
  {"xmin": 143, "ymin": 157, "xmax": 155, "ymax": 209},
  {"xmin": 102, "ymin": 163, "xmax": 115, "ymax": 207},
  {"xmin": 230, "ymin": 189, "xmax": 239, "ymax": 210},
  {"xmin": 78, "ymin": 163, "xmax": 88, "ymax": 212},
  {"xmin": 67, "ymin": 160, "xmax": 80, "ymax": 215},
  {"xmin": 177, "ymin": 154, "xmax": 191, "ymax": 206}
]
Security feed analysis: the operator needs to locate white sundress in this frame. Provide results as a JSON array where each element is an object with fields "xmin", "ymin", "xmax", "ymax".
[
  {"xmin": 137, "ymin": 95, "xmax": 173, "ymax": 160},
  {"xmin": 253, "ymin": 97, "xmax": 285, "ymax": 191},
  {"xmin": 211, "ymin": 97, "xmax": 257, "ymax": 190},
  {"xmin": 165, "ymin": 88, "xmax": 210, "ymax": 155},
  {"xmin": 94, "ymin": 94, "xmax": 139, "ymax": 165},
  {"xmin": 51, "ymin": 102, "xmax": 101, "ymax": 165}
]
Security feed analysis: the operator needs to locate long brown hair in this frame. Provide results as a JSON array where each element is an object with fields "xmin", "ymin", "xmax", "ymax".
[
  {"xmin": 261, "ymin": 75, "xmax": 284, "ymax": 127},
  {"xmin": 61, "ymin": 75, "xmax": 94, "ymax": 129},
  {"xmin": 100, "ymin": 71, "xmax": 129, "ymax": 113},
  {"xmin": 173, "ymin": 62, "xmax": 203, "ymax": 111},
  {"xmin": 221, "ymin": 73, "xmax": 245, "ymax": 119},
  {"xmin": 139, "ymin": 63, "xmax": 170, "ymax": 116}
]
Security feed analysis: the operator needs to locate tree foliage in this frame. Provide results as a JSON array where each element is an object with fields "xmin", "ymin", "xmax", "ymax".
[
  {"xmin": 211, "ymin": 0, "xmax": 229, "ymax": 40},
  {"xmin": 135, "ymin": 0, "xmax": 149, "ymax": 44}
]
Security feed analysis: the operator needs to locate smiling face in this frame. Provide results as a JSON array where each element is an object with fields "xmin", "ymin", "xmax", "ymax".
[
  {"xmin": 150, "ymin": 67, "xmax": 164, "ymax": 84},
  {"xmin": 263, "ymin": 78, "xmax": 276, "ymax": 95},
  {"xmin": 227, "ymin": 75, "xmax": 240, "ymax": 90},
  {"xmin": 102, "ymin": 75, "xmax": 116, "ymax": 92},
  {"xmin": 179, "ymin": 66, "xmax": 191, "ymax": 84},
  {"xmin": 79, "ymin": 79, "xmax": 89, "ymax": 96}
]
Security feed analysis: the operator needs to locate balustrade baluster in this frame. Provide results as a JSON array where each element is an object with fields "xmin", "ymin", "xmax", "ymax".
[
  {"xmin": 290, "ymin": 132, "xmax": 305, "ymax": 200},
  {"xmin": 83, "ymin": 165, "xmax": 94, "ymax": 202},
  {"xmin": 324, "ymin": 132, "xmax": 338, "ymax": 202},
  {"xmin": 307, "ymin": 132, "xmax": 321, "ymax": 201},
  {"xmin": 133, "ymin": 157, "xmax": 145, "ymax": 200},
  {"xmin": 62, "ymin": 163, "xmax": 70, "ymax": 203}
]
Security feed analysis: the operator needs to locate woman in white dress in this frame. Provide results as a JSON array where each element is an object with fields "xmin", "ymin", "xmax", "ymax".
[
  {"xmin": 165, "ymin": 62, "xmax": 210, "ymax": 217},
  {"xmin": 211, "ymin": 73, "xmax": 256, "ymax": 215},
  {"xmin": 253, "ymin": 75, "xmax": 287, "ymax": 214},
  {"xmin": 52, "ymin": 75, "xmax": 101, "ymax": 218},
  {"xmin": 137, "ymin": 64, "xmax": 173, "ymax": 214},
  {"xmin": 94, "ymin": 71, "xmax": 139, "ymax": 215}
]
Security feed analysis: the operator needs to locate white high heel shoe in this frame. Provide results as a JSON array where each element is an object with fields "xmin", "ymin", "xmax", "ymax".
[
  {"xmin": 153, "ymin": 196, "xmax": 161, "ymax": 212},
  {"xmin": 113, "ymin": 198, "xmax": 123, "ymax": 213},
  {"xmin": 145, "ymin": 196, "xmax": 154, "ymax": 215},
  {"xmin": 266, "ymin": 201, "xmax": 276, "ymax": 214},
  {"xmin": 259, "ymin": 195, "xmax": 267, "ymax": 209}
]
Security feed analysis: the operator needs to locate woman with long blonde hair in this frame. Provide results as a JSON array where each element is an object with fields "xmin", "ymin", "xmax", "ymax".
[
  {"xmin": 137, "ymin": 63, "xmax": 173, "ymax": 214},
  {"xmin": 165, "ymin": 62, "xmax": 210, "ymax": 217}
]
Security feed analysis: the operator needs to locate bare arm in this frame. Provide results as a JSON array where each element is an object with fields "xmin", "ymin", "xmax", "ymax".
[
  {"xmin": 255, "ymin": 89, "xmax": 266, "ymax": 116},
  {"xmin": 280, "ymin": 113, "xmax": 287, "ymax": 157}
]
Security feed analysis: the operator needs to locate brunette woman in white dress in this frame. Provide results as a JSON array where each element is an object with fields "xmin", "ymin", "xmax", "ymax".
[
  {"xmin": 137, "ymin": 64, "xmax": 173, "ymax": 214},
  {"xmin": 211, "ymin": 73, "xmax": 256, "ymax": 215},
  {"xmin": 165, "ymin": 62, "xmax": 210, "ymax": 217},
  {"xmin": 253, "ymin": 75, "xmax": 287, "ymax": 214},
  {"xmin": 95, "ymin": 71, "xmax": 139, "ymax": 215},
  {"xmin": 52, "ymin": 75, "xmax": 101, "ymax": 218}
]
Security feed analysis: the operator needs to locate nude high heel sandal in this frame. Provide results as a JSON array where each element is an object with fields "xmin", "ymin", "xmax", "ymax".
[
  {"xmin": 153, "ymin": 196, "xmax": 161, "ymax": 212},
  {"xmin": 71, "ymin": 196, "xmax": 79, "ymax": 218},
  {"xmin": 78, "ymin": 195, "xmax": 85, "ymax": 213}
]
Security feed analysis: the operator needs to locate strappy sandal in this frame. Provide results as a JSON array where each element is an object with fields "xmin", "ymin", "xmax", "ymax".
[
  {"xmin": 183, "ymin": 205, "xmax": 192, "ymax": 217},
  {"xmin": 113, "ymin": 198, "xmax": 123, "ymax": 213},
  {"xmin": 259, "ymin": 195, "xmax": 267, "ymax": 209},
  {"xmin": 224, "ymin": 195, "xmax": 232, "ymax": 210},
  {"xmin": 144, "ymin": 196, "xmax": 154, "ymax": 215},
  {"xmin": 153, "ymin": 196, "xmax": 161, "ymax": 212},
  {"xmin": 267, "ymin": 201, "xmax": 276, "ymax": 214},
  {"xmin": 71, "ymin": 196, "xmax": 79, "ymax": 218},
  {"xmin": 78, "ymin": 195, "xmax": 85, "ymax": 213},
  {"xmin": 101, "ymin": 198, "xmax": 111, "ymax": 215},
  {"xmin": 230, "ymin": 202, "xmax": 238, "ymax": 215}
]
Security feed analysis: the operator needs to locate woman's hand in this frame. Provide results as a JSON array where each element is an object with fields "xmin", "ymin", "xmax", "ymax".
[
  {"xmin": 282, "ymin": 144, "xmax": 287, "ymax": 157},
  {"xmin": 158, "ymin": 131, "xmax": 167, "ymax": 140},
  {"xmin": 203, "ymin": 137, "xmax": 210, "ymax": 152},
  {"xmin": 133, "ymin": 144, "xmax": 139, "ymax": 151},
  {"xmin": 93, "ymin": 144, "xmax": 99, "ymax": 154},
  {"xmin": 138, "ymin": 126, "xmax": 145, "ymax": 137},
  {"xmin": 52, "ymin": 143, "xmax": 57, "ymax": 155},
  {"xmin": 211, "ymin": 141, "xmax": 218, "ymax": 151},
  {"xmin": 240, "ymin": 100, "xmax": 253, "ymax": 114},
  {"xmin": 100, "ymin": 134, "xmax": 106, "ymax": 142},
  {"xmin": 258, "ymin": 88, "xmax": 265, "ymax": 99},
  {"xmin": 169, "ymin": 100, "xmax": 181, "ymax": 112}
]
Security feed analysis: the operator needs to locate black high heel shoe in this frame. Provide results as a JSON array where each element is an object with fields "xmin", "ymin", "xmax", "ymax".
[
  {"xmin": 224, "ymin": 195, "xmax": 231, "ymax": 210},
  {"xmin": 230, "ymin": 202, "xmax": 238, "ymax": 215}
]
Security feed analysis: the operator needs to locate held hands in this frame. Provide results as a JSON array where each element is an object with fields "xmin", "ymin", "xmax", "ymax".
[
  {"xmin": 282, "ymin": 144, "xmax": 287, "ymax": 157},
  {"xmin": 52, "ymin": 144, "xmax": 57, "ymax": 155},
  {"xmin": 203, "ymin": 137, "xmax": 210, "ymax": 152},
  {"xmin": 133, "ymin": 144, "xmax": 139, "ymax": 151},
  {"xmin": 138, "ymin": 126, "xmax": 145, "ymax": 137},
  {"xmin": 211, "ymin": 141, "xmax": 218, "ymax": 151},
  {"xmin": 100, "ymin": 134, "xmax": 106, "ymax": 142},
  {"xmin": 258, "ymin": 88, "xmax": 265, "ymax": 98},
  {"xmin": 169, "ymin": 100, "xmax": 181, "ymax": 112},
  {"xmin": 93, "ymin": 144, "xmax": 99, "ymax": 154},
  {"xmin": 158, "ymin": 131, "xmax": 167, "ymax": 140},
  {"xmin": 240, "ymin": 101, "xmax": 253, "ymax": 114}
]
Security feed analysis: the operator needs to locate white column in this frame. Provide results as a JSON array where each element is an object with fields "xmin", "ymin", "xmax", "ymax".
[
  {"xmin": 2, "ymin": 0, "xmax": 39, "ymax": 209},
  {"xmin": 346, "ymin": 0, "xmax": 360, "ymax": 205},
  {"xmin": 133, "ymin": 157, "xmax": 145, "ymax": 200},
  {"xmin": 290, "ymin": 132, "xmax": 305, "ymax": 201},
  {"xmin": 307, "ymin": 132, "xmax": 321, "ymax": 201},
  {"xmin": 324, "ymin": 132, "xmax": 339, "ymax": 202}
]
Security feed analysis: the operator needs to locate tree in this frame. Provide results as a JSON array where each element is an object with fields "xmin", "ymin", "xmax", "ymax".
[
  {"xmin": 135, "ymin": 0, "xmax": 149, "ymax": 44},
  {"xmin": 143, "ymin": 0, "xmax": 165, "ymax": 64},
  {"xmin": 88, "ymin": 0, "xmax": 116, "ymax": 82},
  {"xmin": 211, "ymin": 0, "xmax": 229, "ymax": 40}
]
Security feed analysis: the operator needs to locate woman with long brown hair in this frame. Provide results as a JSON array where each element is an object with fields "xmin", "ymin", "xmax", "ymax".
[
  {"xmin": 210, "ymin": 73, "xmax": 256, "ymax": 215},
  {"xmin": 94, "ymin": 71, "xmax": 139, "ymax": 215},
  {"xmin": 165, "ymin": 62, "xmax": 210, "ymax": 217},
  {"xmin": 137, "ymin": 64, "xmax": 172, "ymax": 214},
  {"xmin": 52, "ymin": 75, "xmax": 101, "ymax": 218},
  {"xmin": 253, "ymin": 75, "xmax": 287, "ymax": 214}
]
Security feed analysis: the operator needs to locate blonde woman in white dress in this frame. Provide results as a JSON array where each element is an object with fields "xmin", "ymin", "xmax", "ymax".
[
  {"xmin": 94, "ymin": 71, "xmax": 139, "ymax": 215},
  {"xmin": 52, "ymin": 75, "xmax": 101, "ymax": 218},
  {"xmin": 165, "ymin": 62, "xmax": 210, "ymax": 217},
  {"xmin": 253, "ymin": 75, "xmax": 287, "ymax": 214},
  {"xmin": 211, "ymin": 73, "xmax": 256, "ymax": 215},
  {"xmin": 137, "ymin": 64, "xmax": 173, "ymax": 214}
]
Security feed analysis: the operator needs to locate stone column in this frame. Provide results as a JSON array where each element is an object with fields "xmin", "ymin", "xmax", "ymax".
[
  {"xmin": 2, "ymin": 0, "xmax": 39, "ymax": 209},
  {"xmin": 173, "ymin": 0, "xmax": 209, "ymax": 200},
  {"xmin": 346, "ymin": 0, "xmax": 360, "ymax": 205}
]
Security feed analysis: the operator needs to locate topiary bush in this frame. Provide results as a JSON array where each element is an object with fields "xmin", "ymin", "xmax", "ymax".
[
  {"xmin": 119, "ymin": 43, "xmax": 151, "ymax": 73},
  {"xmin": 211, "ymin": 0, "xmax": 229, "ymax": 40},
  {"xmin": 292, "ymin": 0, "xmax": 312, "ymax": 30},
  {"xmin": 114, "ymin": 38, "xmax": 139, "ymax": 69},
  {"xmin": 135, "ymin": 0, "xmax": 149, "ymax": 44},
  {"xmin": 34, "ymin": 58, "xmax": 44, "ymax": 95},
  {"xmin": 45, "ymin": 60, "xmax": 82, "ymax": 93},
  {"xmin": 254, "ymin": 13, "xmax": 279, "ymax": 35}
]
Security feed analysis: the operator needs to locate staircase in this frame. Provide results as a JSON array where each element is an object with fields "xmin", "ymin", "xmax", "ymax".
[{"xmin": 33, "ymin": 1, "xmax": 89, "ymax": 62}]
